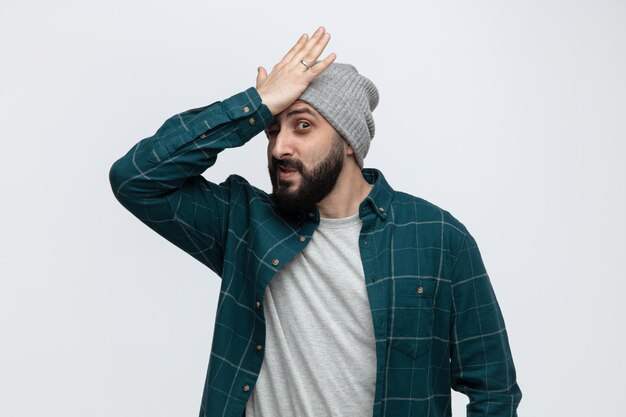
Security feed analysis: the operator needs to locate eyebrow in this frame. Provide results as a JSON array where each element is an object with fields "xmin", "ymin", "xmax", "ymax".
[
  {"xmin": 285, "ymin": 107, "xmax": 320, "ymax": 121},
  {"xmin": 265, "ymin": 107, "xmax": 320, "ymax": 133}
]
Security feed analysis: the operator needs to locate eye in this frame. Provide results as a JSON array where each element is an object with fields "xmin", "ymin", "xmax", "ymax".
[
  {"xmin": 266, "ymin": 129, "xmax": 279, "ymax": 139},
  {"xmin": 296, "ymin": 120, "xmax": 311, "ymax": 130}
]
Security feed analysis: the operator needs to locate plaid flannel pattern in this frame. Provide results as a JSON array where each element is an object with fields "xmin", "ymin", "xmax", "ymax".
[{"xmin": 109, "ymin": 88, "xmax": 522, "ymax": 417}]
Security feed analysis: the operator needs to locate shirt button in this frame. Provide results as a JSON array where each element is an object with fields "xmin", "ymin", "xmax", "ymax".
[
  {"xmin": 272, "ymin": 258, "xmax": 280, "ymax": 266},
  {"xmin": 417, "ymin": 286, "xmax": 424, "ymax": 294},
  {"xmin": 248, "ymin": 117, "xmax": 256, "ymax": 125},
  {"xmin": 242, "ymin": 384, "xmax": 250, "ymax": 392},
  {"xmin": 256, "ymin": 343, "xmax": 263, "ymax": 351},
  {"xmin": 255, "ymin": 301, "xmax": 261, "ymax": 309},
  {"xmin": 299, "ymin": 236, "xmax": 306, "ymax": 243},
  {"xmin": 242, "ymin": 106, "xmax": 250, "ymax": 113},
  {"xmin": 307, "ymin": 212, "xmax": 315, "ymax": 219}
]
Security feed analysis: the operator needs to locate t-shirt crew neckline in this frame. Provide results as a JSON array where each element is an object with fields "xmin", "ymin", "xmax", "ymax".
[{"xmin": 318, "ymin": 212, "xmax": 361, "ymax": 229}]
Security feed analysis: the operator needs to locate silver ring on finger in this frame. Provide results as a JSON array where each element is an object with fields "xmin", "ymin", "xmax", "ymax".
[{"xmin": 300, "ymin": 59, "xmax": 311, "ymax": 70}]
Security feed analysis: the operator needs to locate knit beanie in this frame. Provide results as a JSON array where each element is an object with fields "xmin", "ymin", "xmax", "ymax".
[{"xmin": 299, "ymin": 62, "xmax": 379, "ymax": 168}]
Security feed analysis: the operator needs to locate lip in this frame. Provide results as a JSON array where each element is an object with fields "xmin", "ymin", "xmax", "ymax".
[{"xmin": 278, "ymin": 166, "xmax": 298, "ymax": 181}]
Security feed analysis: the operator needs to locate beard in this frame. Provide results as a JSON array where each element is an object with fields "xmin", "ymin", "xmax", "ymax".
[{"xmin": 268, "ymin": 134, "xmax": 345, "ymax": 212}]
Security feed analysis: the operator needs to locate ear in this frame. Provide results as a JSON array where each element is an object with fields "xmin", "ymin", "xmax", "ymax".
[{"xmin": 345, "ymin": 142, "xmax": 355, "ymax": 156}]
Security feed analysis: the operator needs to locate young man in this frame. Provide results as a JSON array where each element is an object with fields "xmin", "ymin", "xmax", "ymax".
[{"xmin": 109, "ymin": 27, "xmax": 522, "ymax": 417}]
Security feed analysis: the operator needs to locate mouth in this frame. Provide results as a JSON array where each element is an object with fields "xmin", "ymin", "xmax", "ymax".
[{"xmin": 277, "ymin": 165, "xmax": 298, "ymax": 181}]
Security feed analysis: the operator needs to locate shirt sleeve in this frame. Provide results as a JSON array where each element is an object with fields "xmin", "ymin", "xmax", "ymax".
[
  {"xmin": 108, "ymin": 87, "xmax": 274, "ymax": 276},
  {"xmin": 449, "ymin": 231, "xmax": 523, "ymax": 416}
]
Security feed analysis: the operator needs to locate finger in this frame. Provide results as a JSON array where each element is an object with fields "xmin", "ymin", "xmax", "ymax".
[
  {"xmin": 256, "ymin": 66, "xmax": 268, "ymax": 85},
  {"xmin": 305, "ymin": 26, "xmax": 326, "ymax": 47},
  {"xmin": 302, "ymin": 26, "xmax": 326, "ymax": 53},
  {"xmin": 307, "ymin": 52, "xmax": 337, "ymax": 77},
  {"xmin": 304, "ymin": 32, "xmax": 331, "ymax": 65},
  {"xmin": 297, "ymin": 29, "xmax": 331, "ymax": 69},
  {"xmin": 277, "ymin": 33, "xmax": 309, "ymax": 67}
]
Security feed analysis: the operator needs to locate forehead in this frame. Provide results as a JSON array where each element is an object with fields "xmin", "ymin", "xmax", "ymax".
[{"xmin": 273, "ymin": 100, "xmax": 322, "ymax": 123}]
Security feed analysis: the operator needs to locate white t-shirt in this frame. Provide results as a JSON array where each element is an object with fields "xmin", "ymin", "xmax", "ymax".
[{"xmin": 245, "ymin": 213, "xmax": 377, "ymax": 417}]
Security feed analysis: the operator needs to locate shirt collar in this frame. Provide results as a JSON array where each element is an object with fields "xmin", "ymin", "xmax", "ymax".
[
  {"xmin": 282, "ymin": 168, "xmax": 395, "ymax": 224},
  {"xmin": 360, "ymin": 168, "xmax": 393, "ymax": 221}
]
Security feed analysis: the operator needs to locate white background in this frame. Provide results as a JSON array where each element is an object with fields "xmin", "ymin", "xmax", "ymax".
[{"xmin": 1, "ymin": 1, "xmax": 624, "ymax": 416}]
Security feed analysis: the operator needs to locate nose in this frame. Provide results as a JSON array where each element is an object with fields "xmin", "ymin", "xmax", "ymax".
[{"xmin": 270, "ymin": 130, "xmax": 295, "ymax": 161}]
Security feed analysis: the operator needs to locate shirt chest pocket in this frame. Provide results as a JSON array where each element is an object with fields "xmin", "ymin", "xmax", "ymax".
[{"xmin": 389, "ymin": 279, "xmax": 436, "ymax": 359}]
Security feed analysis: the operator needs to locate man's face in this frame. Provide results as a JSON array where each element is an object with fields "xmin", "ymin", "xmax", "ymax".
[{"xmin": 266, "ymin": 100, "xmax": 346, "ymax": 211}]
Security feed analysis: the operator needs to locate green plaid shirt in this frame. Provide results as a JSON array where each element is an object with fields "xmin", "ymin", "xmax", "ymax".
[{"xmin": 109, "ymin": 87, "xmax": 522, "ymax": 417}]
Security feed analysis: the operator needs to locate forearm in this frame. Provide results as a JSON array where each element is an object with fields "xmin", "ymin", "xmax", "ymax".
[
  {"xmin": 108, "ymin": 87, "xmax": 273, "ymax": 272},
  {"xmin": 109, "ymin": 87, "xmax": 273, "ymax": 201}
]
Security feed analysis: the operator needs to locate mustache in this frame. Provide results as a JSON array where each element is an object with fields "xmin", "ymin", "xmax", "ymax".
[{"xmin": 271, "ymin": 157, "xmax": 304, "ymax": 172}]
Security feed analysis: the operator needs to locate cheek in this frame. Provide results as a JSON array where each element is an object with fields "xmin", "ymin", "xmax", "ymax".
[{"xmin": 307, "ymin": 143, "xmax": 331, "ymax": 165}]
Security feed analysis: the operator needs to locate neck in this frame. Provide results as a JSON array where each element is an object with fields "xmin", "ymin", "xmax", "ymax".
[{"xmin": 316, "ymin": 163, "xmax": 373, "ymax": 219}]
